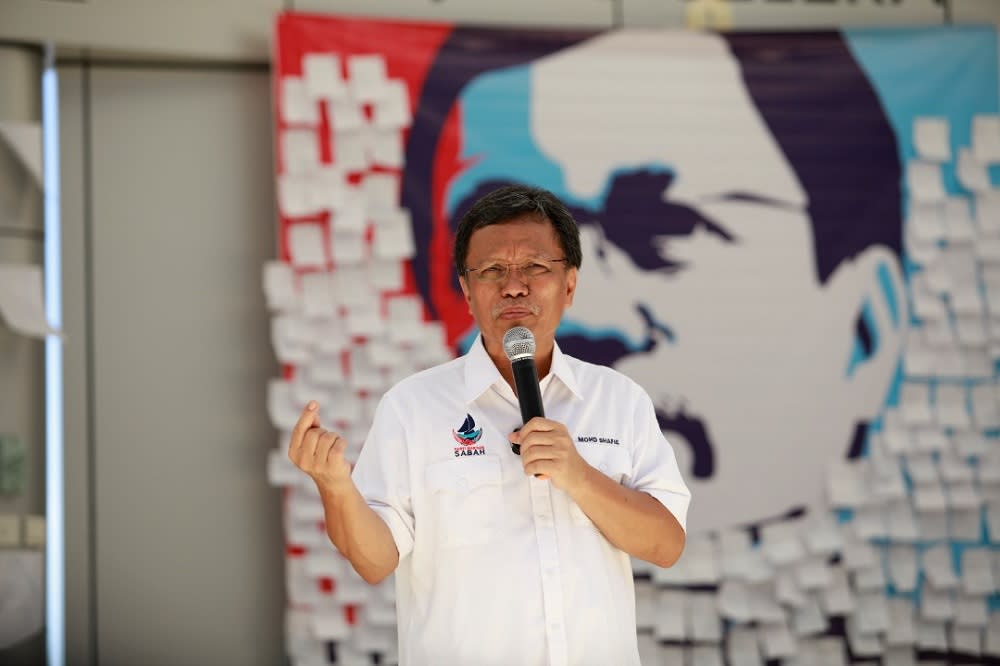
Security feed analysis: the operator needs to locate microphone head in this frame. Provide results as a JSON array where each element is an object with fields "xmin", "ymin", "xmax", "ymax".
[{"xmin": 503, "ymin": 326, "xmax": 536, "ymax": 363}]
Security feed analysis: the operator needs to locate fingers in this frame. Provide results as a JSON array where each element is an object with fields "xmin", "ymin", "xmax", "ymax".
[{"xmin": 290, "ymin": 401, "xmax": 321, "ymax": 452}]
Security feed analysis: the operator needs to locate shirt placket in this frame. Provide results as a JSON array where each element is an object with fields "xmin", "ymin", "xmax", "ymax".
[{"xmin": 529, "ymin": 475, "xmax": 568, "ymax": 666}]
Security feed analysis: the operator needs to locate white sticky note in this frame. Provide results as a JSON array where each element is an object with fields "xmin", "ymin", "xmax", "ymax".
[
  {"xmin": 348, "ymin": 54, "xmax": 389, "ymax": 102},
  {"xmin": 955, "ymin": 316, "xmax": 988, "ymax": 347},
  {"xmin": 791, "ymin": 593, "xmax": 826, "ymax": 637},
  {"xmin": 908, "ymin": 203, "xmax": 945, "ymax": 243},
  {"xmin": 958, "ymin": 147, "xmax": 991, "ymax": 192},
  {"xmin": 329, "ymin": 230, "xmax": 367, "ymax": 267},
  {"xmin": 853, "ymin": 562, "xmax": 886, "ymax": 591},
  {"xmin": 717, "ymin": 579, "xmax": 753, "ymax": 623},
  {"xmin": 904, "ymin": 232, "xmax": 940, "ymax": 266},
  {"xmin": 955, "ymin": 431, "xmax": 989, "ymax": 457},
  {"xmin": 802, "ymin": 515, "xmax": 843, "ymax": 556},
  {"xmin": 914, "ymin": 481, "xmax": 948, "ymax": 513},
  {"xmin": 373, "ymin": 79, "xmax": 412, "ymax": 129},
  {"xmin": 936, "ymin": 383, "xmax": 972, "ymax": 429},
  {"xmin": 366, "ymin": 260, "xmax": 401, "ymax": 293},
  {"xmin": 278, "ymin": 174, "xmax": 322, "ymax": 218},
  {"xmin": 907, "ymin": 160, "xmax": 946, "ymax": 203},
  {"xmin": 331, "ymin": 98, "xmax": 365, "ymax": 132},
  {"xmin": 972, "ymin": 114, "xmax": 1000, "ymax": 163},
  {"xmin": 899, "ymin": 383, "xmax": 934, "ymax": 426},
  {"xmin": 760, "ymin": 520, "xmax": 806, "ymax": 566},
  {"xmin": 977, "ymin": 192, "xmax": 1000, "ymax": 237},
  {"xmin": 688, "ymin": 593, "xmax": 722, "ymax": 642},
  {"xmin": 961, "ymin": 549, "xmax": 996, "ymax": 596},
  {"xmin": 759, "ymin": 620, "xmax": 797, "ymax": 660},
  {"xmin": 747, "ymin": 583, "xmax": 784, "ymax": 623},
  {"xmin": 843, "ymin": 535, "xmax": 878, "ymax": 570},
  {"xmin": 819, "ymin": 567, "xmax": 853, "ymax": 616},
  {"xmin": 263, "ymin": 261, "xmax": 298, "ymax": 312},
  {"xmin": 795, "ymin": 556, "xmax": 832, "ymax": 591},
  {"xmin": 331, "ymin": 191, "xmax": 367, "ymax": 236},
  {"xmin": 308, "ymin": 165, "xmax": 348, "ymax": 211},
  {"xmin": 727, "ymin": 627, "xmax": 763, "ymax": 666},
  {"xmin": 973, "ymin": 384, "xmax": 1000, "ymax": 429},
  {"xmin": 300, "ymin": 271, "xmax": 335, "ymax": 318},
  {"xmin": 885, "ymin": 598, "xmax": 916, "ymax": 647},
  {"xmin": 346, "ymin": 304, "xmax": 385, "ymax": 339},
  {"xmin": 333, "ymin": 129, "xmax": 370, "ymax": 172},
  {"xmin": 955, "ymin": 595, "xmax": 988, "ymax": 627},
  {"xmin": 920, "ymin": 582, "xmax": 955, "ymax": 621},
  {"xmin": 330, "ymin": 267, "xmax": 375, "ymax": 307},
  {"xmin": 634, "ymin": 580, "xmax": 655, "ymax": 631},
  {"xmin": 373, "ymin": 209, "xmax": 415, "ymax": 260},
  {"xmin": 846, "ymin": 613, "xmax": 883, "ymax": 658},
  {"xmin": 950, "ymin": 624, "xmax": 983, "ymax": 655},
  {"xmin": 884, "ymin": 501, "xmax": 920, "ymax": 542},
  {"xmin": 311, "ymin": 611, "xmax": 351, "ymax": 640},
  {"xmin": 916, "ymin": 619, "xmax": 948, "ymax": 652},
  {"xmin": 826, "ymin": 459, "xmax": 869, "ymax": 507},
  {"xmin": 881, "ymin": 427, "xmax": 913, "ymax": 455},
  {"xmin": 270, "ymin": 315, "xmax": 312, "ymax": 364},
  {"xmin": 988, "ymin": 613, "xmax": 1000, "ymax": 656},
  {"xmin": 653, "ymin": 589, "xmax": 687, "ymax": 640},
  {"xmin": 281, "ymin": 128, "xmax": 321, "ymax": 174},
  {"xmin": 856, "ymin": 591, "xmax": 891, "ymax": 633},
  {"xmin": 914, "ymin": 117, "xmax": 951, "ymax": 162},
  {"xmin": 303, "ymin": 53, "xmax": 347, "ymax": 99},
  {"xmin": 979, "ymin": 238, "xmax": 1000, "ymax": 264},
  {"xmin": 364, "ymin": 173, "xmax": 400, "ymax": 212},
  {"xmin": 923, "ymin": 543, "xmax": 959, "ymax": 589},
  {"xmin": 281, "ymin": 76, "xmax": 319, "ymax": 125},
  {"xmin": 371, "ymin": 128, "xmax": 405, "ymax": 168},
  {"xmin": 775, "ymin": 570, "xmax": 807, "ymax": 608},
  {"xmin": 266, "ymin": 379, "xmax": 301, "ymax": 431},
  {"xmin": 905, "ymin": 453, "xmax": 939, "ymax": 484},
  {"xmin": 945, "ymin": 196, "xmax": 976, "ymax": 238},
  {"xmin": 887, "ymin": 545, "xmax": 919, "ymax": 593}
]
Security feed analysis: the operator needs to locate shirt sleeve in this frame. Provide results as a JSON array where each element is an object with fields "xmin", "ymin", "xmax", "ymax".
[
  {"xmin": 351, "ymin": 393, "xmax": 415, "ymax": 560},
  {"xmin": 627, "ymin": 387, "xmax": 692, "ymax": 533}
]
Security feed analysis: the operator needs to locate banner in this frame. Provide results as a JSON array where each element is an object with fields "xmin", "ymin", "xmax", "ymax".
[{"xmin": 268, "ymin": 13, "xmax": 1000, "ymax": 663}]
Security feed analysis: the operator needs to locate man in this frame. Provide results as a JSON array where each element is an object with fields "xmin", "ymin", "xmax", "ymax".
[
  {"xmin": 423, "ymin": 30, "xmax": 906, "ymax": 533},
  {"xmin": 288, "ymin": 184, "xmax": 691, "ymax": 665}
]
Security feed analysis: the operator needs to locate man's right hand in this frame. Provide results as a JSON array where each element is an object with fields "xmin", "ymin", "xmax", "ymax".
[{"xmin": 288, "ymin": 401, "xmax": 353, "ymax": 490}]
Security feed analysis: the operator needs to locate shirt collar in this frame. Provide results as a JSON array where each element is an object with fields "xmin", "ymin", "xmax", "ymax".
[{"xmin": 462, "ymin": 333, "xmax": 583, "ymax": 404}]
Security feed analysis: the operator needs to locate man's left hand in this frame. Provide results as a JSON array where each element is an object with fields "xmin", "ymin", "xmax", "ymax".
[{"xmin": 511, "ymin": 417, "xmax": 590, "ymax": 492}]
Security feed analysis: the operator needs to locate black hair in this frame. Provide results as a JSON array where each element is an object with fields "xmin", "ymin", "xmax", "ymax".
[{"xmin": 452, "ymin": 184, "xmax": 583, "ymax": 275}]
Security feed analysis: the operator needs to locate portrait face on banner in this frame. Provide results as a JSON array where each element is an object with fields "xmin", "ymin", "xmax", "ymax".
[{"xmin": 439, "ymin": 31, "xmax": 907, "ymax": 533}]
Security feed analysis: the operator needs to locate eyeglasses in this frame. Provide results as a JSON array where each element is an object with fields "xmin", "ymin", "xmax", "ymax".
[{"xmin": 464, "ymin": 258, "xmax": 569, "ymax": 284}]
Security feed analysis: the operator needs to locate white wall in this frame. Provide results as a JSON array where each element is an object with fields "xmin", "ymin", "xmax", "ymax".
[{"xmin": 58, "ymin": 64, "xmax": 284, "ymax": 665}]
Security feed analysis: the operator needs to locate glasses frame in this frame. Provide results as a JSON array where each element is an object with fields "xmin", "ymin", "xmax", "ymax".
[{"xmin": 463, "ymin": 258, "xmax": 570, "ymax": 284}]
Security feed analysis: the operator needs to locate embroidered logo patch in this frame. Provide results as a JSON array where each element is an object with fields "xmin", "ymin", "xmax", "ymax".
[{"xmin": 453, "ymin": 414, "xmax": 486, "ymax": 457}]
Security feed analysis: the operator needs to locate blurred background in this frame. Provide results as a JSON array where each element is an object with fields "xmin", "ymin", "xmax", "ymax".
[{"xmin": 2, "ymin": 1, "xmax": 1000, "ymax": 665}]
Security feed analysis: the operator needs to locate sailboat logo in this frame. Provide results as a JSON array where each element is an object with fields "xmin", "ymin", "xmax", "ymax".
[{"xmin": 452, "ymin": 413, "xmax": 483, "ymax": 446}]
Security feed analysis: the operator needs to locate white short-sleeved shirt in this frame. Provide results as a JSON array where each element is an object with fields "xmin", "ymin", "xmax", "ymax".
[{"xmin": 352, "ymin": 336, "xmax": 691, "ymax": 666}]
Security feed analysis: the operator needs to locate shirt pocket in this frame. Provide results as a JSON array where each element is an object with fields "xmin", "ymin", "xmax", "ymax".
[
  {"xmin": 569, "ymin": 446, "xmax": 631, "ymax": 527},
  {"xmin": 424, "ymin": 456, "xmax": 503, "ymax": 547}
]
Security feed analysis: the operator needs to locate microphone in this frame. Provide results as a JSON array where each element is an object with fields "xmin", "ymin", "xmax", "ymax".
[{"xmin": 503, "ymin": 326, "xmax": 544, "ymax": 455}]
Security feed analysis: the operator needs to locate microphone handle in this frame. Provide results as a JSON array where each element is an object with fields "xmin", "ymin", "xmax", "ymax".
[{"xmin": 511, "ymin": 357, "xmax": 544, "ymax": 455}]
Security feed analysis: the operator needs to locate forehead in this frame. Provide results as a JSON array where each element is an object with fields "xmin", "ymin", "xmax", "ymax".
[
  {"xmin": 466, "ymin": 217, "xmax": 561, "ymax": 259},
  {"xmin": 451, "ymin": 31, "xmax": 806, "ymax": 211}
]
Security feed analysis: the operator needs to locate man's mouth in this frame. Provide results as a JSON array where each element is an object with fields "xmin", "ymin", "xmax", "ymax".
[{"xmin": 493, "ymin": 301, "xmax": 539, "ymax": 320}]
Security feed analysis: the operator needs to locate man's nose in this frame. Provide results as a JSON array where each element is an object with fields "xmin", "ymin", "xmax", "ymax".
[{"xmin": 499, "ymin": 267, "xmax": 530, "ymax": 296}]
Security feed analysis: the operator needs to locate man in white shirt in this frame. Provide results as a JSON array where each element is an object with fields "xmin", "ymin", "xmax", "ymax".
[{"xmin": 288, "ymin": 184, "xmax": 691, "ymax": 665}]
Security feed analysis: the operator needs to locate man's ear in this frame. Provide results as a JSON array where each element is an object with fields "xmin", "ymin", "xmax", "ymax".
[
  {"xmin": 459, "ymin": 274, "xmax": 472, "ymax": 307},
  {"xmin": 825, "ymin": 245, "xmax": 908, "ymax": 420},
  {"xmin": 565, "ymin": 266, "xmax": 578, "ymax": 307}
]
